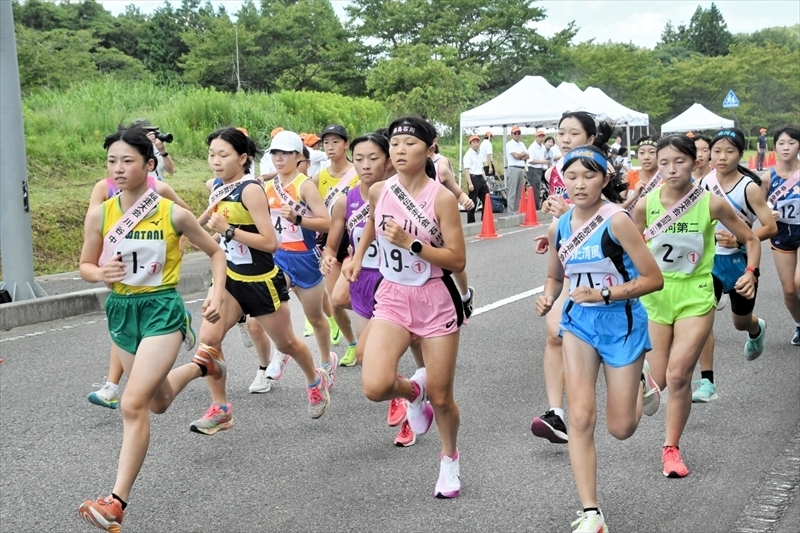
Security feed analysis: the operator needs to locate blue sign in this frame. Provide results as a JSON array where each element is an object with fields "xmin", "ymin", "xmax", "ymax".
[{"xmin": 723, "ymin": 90, "xmax": 740, "ymax": 108}]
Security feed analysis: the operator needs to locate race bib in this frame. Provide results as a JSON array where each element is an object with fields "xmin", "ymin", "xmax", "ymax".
[
  {"xmin": 377, "ymin": 235, "xmax": 431, "ymax": 286},
  {"xmin": 219, "ymin": 238, "xmax": 253, "ymax": 265},
  {"xmin": 650, "ymin": 232, "xmax": 704, "ymax": 275},
  {"xmin": 353, "ymin": 226, "xmax": 379, "ymax": 269},
  {"xmin": 567, "ymin": 257, "xmax": 625, "ymax": 308},
  {"xmin": 777, "ymin": 197, "xmax": 800, "ymax": 224},
  {"xmin": 115, "ymin": 238, "xmax": 167, "ymax": 287},
  {"xmin": 271, "ymin": 211, "xmax": 303, "ymax": 244}
]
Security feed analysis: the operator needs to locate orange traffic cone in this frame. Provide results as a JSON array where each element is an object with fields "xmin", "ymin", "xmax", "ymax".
[
  {"xmin": 478, "ymin": 192, "xmax": 499, "ymax": 239},
  {"xmin": 769, "ymin": 152, "xmax": 776, "ymax": 167},
  {"xmin": 519, "ymin": 185, "xmax": 529, "ymax": 217},
  {"xmin": 748, "ymin": 155, "xmax": 756, "ymax": 170},
  {"xmin": 521, "ymin": 186, "xmax": 540, "ymax": 227}
]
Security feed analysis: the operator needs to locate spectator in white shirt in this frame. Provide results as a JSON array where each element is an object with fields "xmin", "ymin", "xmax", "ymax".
[
  {"xmin": 610, "ymin": 135, "xmax": 622, "ymax": 152},
  {"xmin": 479, "ymin": 131, "xmax": 495, "ymax": 177},
  {"xmin": 505, "ymin": 125, "xmax": 528, "ymax": 214},
  {"xmin": 526, "ymin": 129, "xmax": 549, "ymax": 209},
  {"xmin": 258, "ymin": 126, "xmax": 284, "ymax": 181},
  {"xmin": 302, "ymin": 133, "xmax": 330, "ymax": 177},
  {"xmin": 463, "ymin": 135, "xmax": 491, "ymax": 223}
]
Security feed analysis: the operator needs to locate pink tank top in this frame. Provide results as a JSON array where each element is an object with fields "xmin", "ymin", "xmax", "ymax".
[
  {"xmin": 549, "ymin": 167, "xmax": 572, "ymax": 204},
  {"xmin": 106, "ymin": 175, "xmax": 157, "ymax": 198},
  {"xmin": 374, "ymin": 175, "xmax": 444, "ymax": 286}
]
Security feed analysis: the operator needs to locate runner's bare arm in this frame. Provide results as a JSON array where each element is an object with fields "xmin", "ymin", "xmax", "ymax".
[
  {"xmin": 196, "ymin": 178, "xmax": 217, "ymax": 226},
  {"xmin": 632, "ymin": 195, "xmax": 648, "ymax": 233},
  {"xmin": 88, "ymin": 181, "xmax": 109, "ymax": 212},
  {"xmin": 293, "ymin": 180, "xmax": 331, "ymax": 233},
  {"xmin": 439, "ymin": 162, "xmax": 473, "ymax": 209},
  {"xmin": 745, "ymin": 181, "xmax": 778, "ymax": 241},
  {"xmin": 536, "ymin": 223, "xmax": 563, "ymax": 316},
  {"xmin": 208, "ymin": 182, "xmax": 279, "ymax": 253},
  {"xmin": 710, "ymin": 194, "xmax": 761, "ymax": 299},
  {"xmin": 343, "ymin": 182, "xmax": 383, "ymax": 282},
  {"xmin": 321, "ymin": 195, "xmax": 347, "ymax": 275},
  {"xmin": 79, "ymin": 205, "xmax": 121, "ymax": 283}
]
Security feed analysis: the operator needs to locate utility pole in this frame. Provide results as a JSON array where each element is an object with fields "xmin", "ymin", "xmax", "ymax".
[
  {"xmin": 235, "ymin": 25, "xmax": 241, "ymax": 92},
  {"xmin": 0, "ymin": 0, "xmax": 46, "ymax": 302}
]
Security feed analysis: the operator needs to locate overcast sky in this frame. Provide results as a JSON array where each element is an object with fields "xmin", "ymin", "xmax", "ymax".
[{"xmin": 99, "ymin": 0, "xmax": 800, "ymax": 49}]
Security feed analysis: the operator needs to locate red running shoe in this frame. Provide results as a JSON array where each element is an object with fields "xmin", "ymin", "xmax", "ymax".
[
  {"xmin": 387, "ymin": 397, "xmax": 408, "ymax": 427},
  {"xmin": 78, "ymin": 495, "xmax": 123, "ymax": 532},
  {"xmin": 394, "ymin": 420, "xmax": 416, "ymax": 447},
  {"xmin": 662, "ymin": 446, "xmax": 689, "ymax": 478}
]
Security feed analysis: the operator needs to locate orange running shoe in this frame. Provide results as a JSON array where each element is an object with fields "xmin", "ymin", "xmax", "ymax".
[
  {"xmin": 662, "ymin": 446, "xmax": 689, "ymax": 478},
  {"xmin": 191, "ymin": 344, "xmax": 226, "ymax": 379},
  {"xmin": 78, "ymin": 495, "xmax": 124, "ymax": 532},
  {"xmin": 394, "ymin": 419, "xmax": 416, "ymax": 447},
  {"xmin": 387, "ymin": 397, "xmax": 408, "ymax": 427}
]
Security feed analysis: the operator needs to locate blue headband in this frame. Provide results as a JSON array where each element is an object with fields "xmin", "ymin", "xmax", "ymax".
[{"xmin": 563, "ymin": 148, "xmax": 609, "ymax": 171}]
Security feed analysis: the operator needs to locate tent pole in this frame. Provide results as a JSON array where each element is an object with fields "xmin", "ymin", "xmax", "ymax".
[
  {"xmin": 458, "ymin": 119, "xmax": 463, "ymax": 188},
  {"xmin": 626, "ymin": 124, "xmax": 631, "ymax": 160}
]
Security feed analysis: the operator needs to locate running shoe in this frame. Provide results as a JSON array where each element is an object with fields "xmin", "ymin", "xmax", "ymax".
[
  {"xmin": 434, "ymin": 452, "xmax": 461, "ymax": 499},
  {"xmin": 325, "ymin": 352, "xmax": 338, "ymax": 390},
  {"xmin": 744, "ymin": 317, "xmax": 766, "ymax": 361},
  {"xmin": 530, "ymin": 410, "xmax": 568, "ymax": 443},
  {"xmin": 248, "ymin": 369, "xmax": 272, "ymax": 394},
  {"xmin": 692, "ymin": 378, "xmax": 718, "ymax": 403},
  {"xmin": 79, "ymin": 495, "xmax": 124, "ymax": 533},
  {"xmin": 87, "ymin": 379, "xmax": 119, "ymax": 410},
  {"xmin": 265, "ymin": 353, "xmax": 291, "ymax": 380},
  {"xmin": 570, "ymin": 509, "xmax": 607, "ymax": 533},
  {"xmin": 303, "ymin": 316, "xmax": 313, "ymax": 337},
  {"xmin": 394, "ymin": 420, "xmax": 416, "ymax": 447},
  {"xmin": 183, "ymin": 309, "xmax": 197, "ymax": 352},
  {"xmin": 463, "ymin": 286, "xmax": 476, "ymax": 319},
  {"xmin": 407, "ymin": 369, "xmax": 434, "ymax": 435},
  {"xmin": 329, "ymin": 316, "xmax": 342, "ymax": 345},
  {"xmin": 308, "ymin": 368, "xmax": 331, "ymax": 419},
  {"xmin": 340, "ymin": 342, "xmax": 357, "ymax": 367},
  {"xmin": 190, "ymin": 403, "xmax": 234, "ymax": 435},
  {"xmin": 191, "ymin": 344, "xmax": 226, "ymax": 379},
  {"xmin": 642, "ymin": 360, "xmax": 661, "ymax": 416},
  {"xmin": 793, "ymin": 326, "xmax": 800, "ymax": 346},
  {"xmin": 387, "ymin": 397, "xmax": 408, "ymax": 427},
  {"xmin": 662, "ymin": 445, "xmax": 689, "ymax": 478},
  {"xmin": 237, "ymin": 320, "xmax": 254, "ymax": 348}
]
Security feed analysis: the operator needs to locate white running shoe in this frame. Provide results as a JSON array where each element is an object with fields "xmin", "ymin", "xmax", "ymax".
[
  {"xmin": 238, "ymin": 320, "xmax": 254, "ymax": 348},
  {"xmin": 248, "ymin": 369, "xmax": 272, "ymax": 393},
  {"xmin": 407, "ymin": 368, "xmax": 434, "ymax": 435},
  {"xmin": 642, "ymin": 360, "xmax": 661, "ymax": 416},
  {"xmin": 265, "ymin": 353, "xmax": 291, "ymax": 380},
  {"xmin": 571, "ymin": 509, "xmax": 607, "ymax": 532},
  {"xmin": 434, "ymin": 452, "xmax": 461, "ymax": 498}
]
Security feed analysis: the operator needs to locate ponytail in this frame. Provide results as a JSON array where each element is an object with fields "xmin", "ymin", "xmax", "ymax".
[{"xmin": 425, "ymin": 158, "xmax": 437, "ymax": 180}]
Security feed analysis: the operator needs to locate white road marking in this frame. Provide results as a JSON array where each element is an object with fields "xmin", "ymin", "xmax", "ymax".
[{"xmin": 471, "ymin": 286, "xmax": 544, "ymax": 317}]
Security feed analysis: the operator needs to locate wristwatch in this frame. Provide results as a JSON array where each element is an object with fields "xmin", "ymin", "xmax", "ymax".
[
  {"xmin": 224, "ymin": 226, "xmax": 236, "ymax": 243},
  {"xmin": 745, "ymin": 266, "xmax": 760, "ymax": 278},
  {"xmin": 600, "ymin": 286, "xmax": 611, "ymax": 305},
  {"xmin": 408, "ymin": 239, "xmax": 423, "ymax": 255}
]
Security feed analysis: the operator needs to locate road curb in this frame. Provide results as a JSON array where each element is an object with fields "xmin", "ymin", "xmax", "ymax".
[{"xmin": 0, "ymin": 271, "xmax": 211, "ymax": 331}]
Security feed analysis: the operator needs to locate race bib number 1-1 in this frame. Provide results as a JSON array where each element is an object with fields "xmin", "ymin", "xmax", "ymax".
[{"xmin": 115, "ymin": 239, "xmax": 167, "ymax": 287}]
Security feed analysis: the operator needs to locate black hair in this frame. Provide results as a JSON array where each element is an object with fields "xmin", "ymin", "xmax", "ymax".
[
  {"xmin": 558, "ymin": 111, "xmax": 615, "ymax": 150},
  {"xmin": 635, "ymin": 133, "xmax": 660, "ymax": 149},
  {"xmin": 302, "ymin": 146, "xmax": 310, "ymax": 159},
  {"xmin": 387, "ymin": 115, "xmax": 437, "ymax": 180},
  {"xmin": 710, "ymin": 128, "xmax": 761, "ymax": 184},
  {"xmin": 206, "ymin": 127, "xmax": 256, "ymax": 174},
  {"xmin": 561, "ymin": 144, "xmax": 625, "ymax": 203},
  {"xmin": 773, "ymin": 127, "xmax": 800, "ymax": 145},
  {"xmin": 692, "ymin": 133, "xmax": 712, "ymax": 145},
  {"xmin": 104, "ymin": 124, "xmax": 157, "ymax": 166},
  {"xmin": 618, "ymin": 147, "xmax": 628, "ymax": 157},
  {"xmin": 544, "ymin": 136, "xmax": 555, "ymax": 144},
  {"xmin": 351, "ymin": 132, "xmax": 391, "ymax": 158},
  {"xmin": 656, "ymin": 135, "xmax": 696, "ymax": 160}
]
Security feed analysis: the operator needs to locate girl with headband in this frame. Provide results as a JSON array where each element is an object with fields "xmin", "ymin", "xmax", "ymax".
[
  {"xmin": 621, "ymin": 134, "xmax": 660, "ymax": 211},
  {"xmin": 343, "ymin": 115, "xmax": 467, "ymax": 498},
  {"xmin": 692, "ymin": 128, "xmax": 776, "ymax": 403},
  {"xmin": 632, "ymin": 135, "xmax": 759, "ymax": 480},
  {"xmin": 531, "ymin": 112, "xmax": 614, "ymax": 448},
  {"xmin": 691, "ymin": 133, "xmax": 713, "ymax": 182},
  {"xmin": 765, "ymin": 127, "xmax": 800, "ymax": 344},
  {"xmin": 536, "ymin": 144, "xmax": 662, "ymax": 533}
]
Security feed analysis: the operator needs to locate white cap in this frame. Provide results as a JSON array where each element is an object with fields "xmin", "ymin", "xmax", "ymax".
[{"xmin": 269, "ymin": 130, "xmax": 303, "ymax": 153}]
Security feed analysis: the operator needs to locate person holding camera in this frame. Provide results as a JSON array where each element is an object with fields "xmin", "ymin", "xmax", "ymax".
[{"xmin": 132, "ymin": 119, "xmax": 175, "ymax": 181}]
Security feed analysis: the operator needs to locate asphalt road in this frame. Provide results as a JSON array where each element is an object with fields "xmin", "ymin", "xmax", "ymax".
[{"xmin": 2, "ymin": 223, "xmax": 799, "ymax": 533}]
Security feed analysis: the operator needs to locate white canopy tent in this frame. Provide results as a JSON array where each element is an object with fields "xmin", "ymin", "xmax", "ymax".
[
  {"xmin": 459, "ymin": 76, "xmax": 594, "ymax": 176},
  {"xmin": 661, "ymin": 103, "xmax": 733, "ymax": 134},
  {"xmin": 556, "ymin": 82, "xmax": 611, "ymax": 122}
]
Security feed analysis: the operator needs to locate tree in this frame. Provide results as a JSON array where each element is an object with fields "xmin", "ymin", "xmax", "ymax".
[
  {"xmin": 14, "ymin": 26, "xmax": 98, "ymax": 91},
  {"xmin": 734, "ymin": 25, "xmax": 800, "ymax": 53},
  {"xmin": 686, "ymin": 3, "xmax": 732, "ymax": 56},
  {"xmin": 346, "ymin": 0, "xmax": 555, "ymax": 94},
  {"xmin": 659, "ymin": 20, "xmax": 688, "ymax": 46}
]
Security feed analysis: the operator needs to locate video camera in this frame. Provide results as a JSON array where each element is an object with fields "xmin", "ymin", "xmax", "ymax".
[{"xmin": 154, "ymin": 131, "xmax": 173, "ymax": 144}]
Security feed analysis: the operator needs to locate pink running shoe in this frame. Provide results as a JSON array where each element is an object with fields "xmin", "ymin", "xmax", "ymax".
[
  {"xmin": 662, "ymin": 445, "xmax": 689, "ymax": 478},
  {"xmin": 78, "ymin": 495, "xmax": 124, "ymax": 532},
  {"xmin": 394, "ymin": 420, "xmax": 416, "ymax": 447},
  {"xmin": 387, "ymin": 398, "xmax": 408, "ymax": 427},
  {"xmin": 407, "ymin": 368, "xmax": 434, "ymax": 435}
]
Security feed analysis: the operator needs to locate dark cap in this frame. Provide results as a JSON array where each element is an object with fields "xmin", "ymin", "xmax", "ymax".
[
  {"xmin": 131, "ymin": 118, "xmax": 159, "ymax": 131},
  {"xmin": 320, "ymin": 124, "xmax": 349, "ymax": 141}
]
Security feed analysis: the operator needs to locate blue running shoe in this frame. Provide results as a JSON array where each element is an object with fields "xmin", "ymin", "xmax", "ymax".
[{"xmin": 183, "ymin": 310, "xmax": 197, "ymax": 352}]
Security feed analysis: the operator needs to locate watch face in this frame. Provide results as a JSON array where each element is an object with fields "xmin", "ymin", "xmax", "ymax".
[{"xmin": 411, "ymin": 240, "xmax": 423, "ymax": 253}]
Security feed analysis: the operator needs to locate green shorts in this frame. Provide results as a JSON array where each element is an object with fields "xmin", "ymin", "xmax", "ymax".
[
  {"xmin": 105, "ymin": 289, "xmax": 186, "ymax": 354},
  {"xmin": 641, "ymin": 275, "xmax": 716, "ymax": 325}
]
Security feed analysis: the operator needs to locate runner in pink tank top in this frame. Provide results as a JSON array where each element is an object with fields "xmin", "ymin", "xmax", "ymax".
[{"xmin": 343, "ymin": 116, "xmax": 467, "ymax": 499}]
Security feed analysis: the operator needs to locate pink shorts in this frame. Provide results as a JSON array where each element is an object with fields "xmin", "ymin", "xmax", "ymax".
[{"xmin": 372, "ymin": 277, "xmax": 464, "ymax": 338}]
